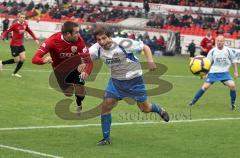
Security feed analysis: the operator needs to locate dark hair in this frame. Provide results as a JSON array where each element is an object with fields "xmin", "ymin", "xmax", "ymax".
[
  {"xmin": 61, "ymin": 21, "xmax": 79, "ymax": 35},
  {"xmin": 93, "ymin": 27, "xmax": 111, "ymax": 39}
]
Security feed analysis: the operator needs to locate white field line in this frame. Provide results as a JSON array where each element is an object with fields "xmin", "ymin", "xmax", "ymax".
[
  {"xmin": 2, "ymin": 68, "xmax": 195, "ymax": 78},
  {"xmin": 0, "ymin": 117, "xmax": 240, "ymax": 132},
  {"xmin": 0, "ymin": 144, "xmax": 63, "ymax": 158}
]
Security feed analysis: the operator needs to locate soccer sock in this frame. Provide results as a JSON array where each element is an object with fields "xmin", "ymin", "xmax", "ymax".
[
  {"xmin": 101, "ymin": 113, "xmax": 112, "ymax": 140},
  {"xmin": 151, "ymin": 103, "xmax": 162, "ymax": 113},
  {"xmin": 230, "ymin": 90, "xmax": 236, "ymax": 106},
  {"xmin": 191, "ymin": 88, "xmax": 205, "ymax": 105},
  {"xmin": 13, "ymin": 61, "xmax": 23, "ymax": 74},
  {"xmin": 2, "ymin": 59, "xmax": 15, "ymax": 65},
  {"xmin": 75, "ymin": 95, "xmax": 85, "ymax": 106}
]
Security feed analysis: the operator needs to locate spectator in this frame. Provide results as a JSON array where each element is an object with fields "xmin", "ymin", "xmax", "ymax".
[
  {"xmin": 200, "ymin": 28, "xmax": 215, "ymax": 56},
  {"xmin": 187, "ymin": 40, "xmax": 196, "ymax": 58},
  {"xmin": 2, "ymin": 16, "xmax": 10, "ymax": 40}
]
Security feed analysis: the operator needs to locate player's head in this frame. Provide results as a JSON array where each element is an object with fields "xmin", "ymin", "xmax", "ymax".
[
  {"xmin": 18, "ymin": 13, "xmax": 25, "ymax": 24},
  {"xmin": 216, "ymin": 35, "xmax": 225, "ymax": 50},
  {"xmin": 206, "ymin": 28, "xmax": 212, "ymax": 37},
  {"xmin": 93, "ymin": 27, "xmax": 112, "ymax": 50},
  {"xmin": 61, "ymin": 21, "xmax": 80, "ymax": 42}
]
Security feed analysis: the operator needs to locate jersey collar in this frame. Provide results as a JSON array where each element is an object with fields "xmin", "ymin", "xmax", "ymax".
[{"xmin": 61, "ymin": 35, "xmax": 70, "ymax": 44}]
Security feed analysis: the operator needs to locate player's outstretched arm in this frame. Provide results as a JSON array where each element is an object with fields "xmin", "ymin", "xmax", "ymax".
[
  {"xmin": 34, "ymin": 40, "xmax": 40, "ymax": 45},
  {"xmin": 32, "ymin": 49, "xmax": 51, "ymax": 65},
  {"xmin": 143, "ymin": 44, "xmax": 157, "ymax": 71},
  {"xmin": 79, "ymin": 46, "xmax": 93, "ymax": 80},
  {"xmin": 26, "ymin": 25, "xmax": 38, "ymax": 44},
  {"xmin": 233, "ymin": 63, "xmax": 239, "ymax": 79}
]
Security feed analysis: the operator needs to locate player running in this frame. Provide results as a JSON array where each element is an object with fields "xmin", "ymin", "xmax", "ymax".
[
  {"xmin": 89, "ymin": 27, "xmax": 170, "ymax": 145},
  {"xmin": 32, "ymin": 21, "xmax": 93, "ymax": 112},
  {"xmin": 0, "ymin": 13, "xmax": 39, "ymax": 77}
]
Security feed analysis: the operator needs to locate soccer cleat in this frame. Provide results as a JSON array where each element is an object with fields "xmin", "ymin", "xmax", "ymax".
[
  {"xmin": 231, "ymin": 105, "xmax": 236, "ymax": 111},
  {"xmin": 0, "ymin": 60, "xmax": 3, "ymax": 71},
  {"xmin": 97, "ymin": 138, "xmax": 111, "ymax": 145},
  {"xmin": 159, "ymin": 108, "xmax": 170, "ymax": 122},
  {"xmin": 76, "ymin": 99, "xmax": 82, "ymax": 113},
  {"xmin": 12, "ymin": 73, "xmax": 22, "ymax": 78},
  {"xmin": 76, "ymin": 105, "xmax": 82, "ymax": 113},
  {"xmin": 188, "ymin": 101, "xmax": 194, "ymax": 106},
  {"xmin": 189, "ymin": 102, "xmax": 193, "ymax": 106}
]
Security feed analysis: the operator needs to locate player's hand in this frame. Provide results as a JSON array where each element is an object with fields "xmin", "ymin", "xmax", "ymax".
[
  {"xmin": 43, "ymin": 56, "xmax": 53, "ymax": 64},
  {"xmin": 77, "ymin": 64, "xmax": 86, "ymax": 73},
  {"xmin": 234, "ymin": 72, "xmax": 239, "ymax": 79},
  {"xmin": 35, "ymin": 40, "xmax": 39, "ymax": 45},
  {"xmin": 148, "ymin": 61, "xmax": 157, "ymax": 71},
  {"xmin": 80, "ymin": 71, "xmax": 89, "ymax": 80}
]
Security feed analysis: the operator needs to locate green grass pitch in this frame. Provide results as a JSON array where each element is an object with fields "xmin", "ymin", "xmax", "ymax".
[{"xmin": 0, "ymin": 40, "xmax": 240, "ymax": 158}]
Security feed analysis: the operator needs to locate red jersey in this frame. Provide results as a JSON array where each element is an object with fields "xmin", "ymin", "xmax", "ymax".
[
  {"xmin": 32, "ymin": 32, "xmax": 93, "ymax": 75},
  {"xmin": 2, "ymin": 21, "xmax": 37, "ymax": 46},
  {"xmin": 200, "ymin": 36, "xmax": 215, "ymax": 54}
]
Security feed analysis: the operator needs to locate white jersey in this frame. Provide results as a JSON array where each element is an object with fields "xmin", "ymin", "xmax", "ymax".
[
  {"xmin": 207, "ymin": 46, "xmax": 237, "ymax": 73},
  {"xmin": 89, "ymin": 37, "xmax": 144, "ymax": 80}
]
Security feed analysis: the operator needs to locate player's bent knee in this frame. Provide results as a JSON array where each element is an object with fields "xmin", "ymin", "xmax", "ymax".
[
  {"xmin": 20, "ymin": 58, "xmax": 25, "ymax": 62},
  {"xmin": 138, "ymin": 105, "xmax": 151, "ymax": 113},
  {"xmin": 229, "ymin": 85, "xmax": 236, "ymax": 90},
  {"xmin": 14, "ymin": 58, "xmax": 20, "ymax": 63},
  {"xmin": 141, "ymin": 108, "xmax": 150, "ymax": 113},
  {"xmin": 202, "ymin": 84, "xmax": 210, "ymax": 91},
  {"xmin": 101, "ymin": 104, "xmax": 113, "ymax": 114},
  {"xmin": 226, "ymin": 81, "xmax": 236, "ymax": 90}
]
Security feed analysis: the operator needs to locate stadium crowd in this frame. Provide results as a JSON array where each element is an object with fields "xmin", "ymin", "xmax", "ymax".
[
  {"xmin": 114, "ymin": 0, "xmax": 239, "ymax": 10},
  {"xmin": 146, "ymin": 13, "xmax": 240, "ymax": 35},
  {"xmin": 0, "ymin": 0, "xmax": 142, "ymax": 22},
  {"xmin": 0, "ymin": 0, "xmax": 239, "ymax": 37}
]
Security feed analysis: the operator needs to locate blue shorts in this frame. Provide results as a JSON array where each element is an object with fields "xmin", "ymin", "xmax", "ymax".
[
  {"xmin": 205, "ymin": 72, "xmax": 233, "ymax": 84},
  {"xmin": 105, "ymin": 76, "xmax": 147, "ymax": 102}
]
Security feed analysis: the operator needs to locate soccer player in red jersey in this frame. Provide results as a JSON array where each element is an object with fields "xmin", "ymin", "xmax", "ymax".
[
  {"xmin": 32, "ymin": 21, "xmax": 93, "ymax": 112},
  {"xmin": 200, "ymin": 28, "xmax": 215, "ymax": 57},
  {"xmin": 0, "ymin": 13, "xmax": 39, "ymax": 77}
]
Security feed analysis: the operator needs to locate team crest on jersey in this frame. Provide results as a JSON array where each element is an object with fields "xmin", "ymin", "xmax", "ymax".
[
  {"xmin": 71, "ymin": 46, "xmax": 77, "ymax": 53},
  {"xmin": 19, "ymin": 30, "xmax": 25, "ymax": 34}
]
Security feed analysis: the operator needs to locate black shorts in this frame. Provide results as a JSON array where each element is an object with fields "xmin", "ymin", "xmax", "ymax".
[
  {"xmin": 65, "ymin": 69, "xmax": 85, "ymax": 85},
  {"xmin": 10, "ymin": 45, "xmax": 25, "ymax": 57},
  {"xmin": 53, "ymin": 68, "xmax": 85, "ymax": 94}
]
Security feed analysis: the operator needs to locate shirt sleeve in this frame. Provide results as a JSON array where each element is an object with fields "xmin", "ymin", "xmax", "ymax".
[
  {"xmin": 200, "ymin": 38, "xmax": 205, "ymax": 48},
  {"xmin": 32, "ymin": 39, "xmax": 52, "ymax": 64},
  {"xmin": 1, "ymin": 23, "xmax": 16, "ymax": 39},
  {"xmin": 207, "ymin": 48, "xmax": 214, "ymax": 63},
  {"xmin": 118, "ymin": 38, "xmax": 144, "ymax": 53},
  {"xmin": 89, "ymin": 43, "xmax": 100, "ymax": 60},
  {"xmin": 228, "ymin": 48, "xmax": 237, "ymax": 63},
  {"xmin": 26, "ymin": 24, "xmax": 37, "ymax": 40},
  {"xmin": 78, "ymin": 38, "xmax": 93, "ymax": 75}
]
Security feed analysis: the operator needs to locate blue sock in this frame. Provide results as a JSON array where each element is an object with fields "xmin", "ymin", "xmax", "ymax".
[
  {"xmin": 151, "ymin": 103, "xmax": 161, "ymax": 113},
  {"xmin": 101, "ymin": 114, "xmax": 112, "ymax": 140},
  {"xmin": 192, "ymin": 89, "xmax": 205, "ymax": 105},
  {"xmin": 230, "ymin": 90, "xmax": 236, "ymax": 105}
]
